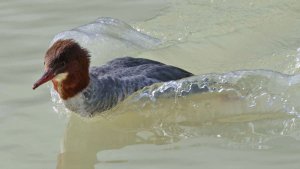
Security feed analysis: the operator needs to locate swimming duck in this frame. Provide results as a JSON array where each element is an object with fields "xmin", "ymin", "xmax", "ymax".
[{"xmin": 33, "ymin": 39, "xmax": 193, "ymax": 116}]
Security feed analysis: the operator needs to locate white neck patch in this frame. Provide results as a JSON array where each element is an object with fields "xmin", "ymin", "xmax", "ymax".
[
  {"xmin": 54, "ymin": 73, "xmax": 68, "ymax": 82},
  {"xmin": 53, "ymin": 73, "xmax": 69, "ymax": 94}
]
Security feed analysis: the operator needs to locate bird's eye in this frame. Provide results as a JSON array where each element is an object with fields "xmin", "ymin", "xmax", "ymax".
[{"xmin": 61, "ymin": 61, "xmax": 66, "ymax": 67}]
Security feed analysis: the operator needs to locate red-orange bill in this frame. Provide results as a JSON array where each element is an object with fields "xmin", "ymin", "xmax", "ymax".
[{"xmin": 32, "ymin": 70, "xmax": 55, "ymax": 90}]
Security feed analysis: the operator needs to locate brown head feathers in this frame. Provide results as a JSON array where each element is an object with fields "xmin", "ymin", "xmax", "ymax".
[
  {"xmin": 33, "ymin": 39, "xmax": 91, "ymax": 100},
  {"xmin": 45, "ymin": 39, "xmax": 91, "ymax": 69}
]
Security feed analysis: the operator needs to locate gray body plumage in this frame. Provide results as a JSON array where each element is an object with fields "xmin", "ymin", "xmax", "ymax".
[{"xmin": 63, "ymin": 57, "xmax": 193, "ymax": 116}]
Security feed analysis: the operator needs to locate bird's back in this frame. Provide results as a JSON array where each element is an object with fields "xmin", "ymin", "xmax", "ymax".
[{"xmin": 90, "ymin": 56, "xmax": 193, "ymax": 82}]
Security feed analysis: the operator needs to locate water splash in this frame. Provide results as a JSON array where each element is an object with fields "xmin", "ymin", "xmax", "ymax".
[
  {"xmin": 112, "ymin": 70, "xmax": 300, "ymax": 146},
  {"xmin": 49, "ymin": 85, "xmax": 71, "ymax": 118},
  {"xmin": 126, "ymin": 70, "xmax": 300, "ymax": 116}
]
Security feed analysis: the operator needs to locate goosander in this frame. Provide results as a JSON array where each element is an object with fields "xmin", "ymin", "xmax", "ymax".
[{"xmin": 33, "ymin": 39, "xmax": 193, "ymax": 116}]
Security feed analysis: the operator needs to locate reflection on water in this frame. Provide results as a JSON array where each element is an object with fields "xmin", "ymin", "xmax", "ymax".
[{"xmin": 56, "ymin": 70, "xmax": 300, "ymax": 169}]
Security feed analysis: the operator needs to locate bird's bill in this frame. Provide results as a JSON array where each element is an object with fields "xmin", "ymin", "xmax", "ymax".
[{"xmin": 32, "ymin": 69, "xmax": 55, "ymax": 90}]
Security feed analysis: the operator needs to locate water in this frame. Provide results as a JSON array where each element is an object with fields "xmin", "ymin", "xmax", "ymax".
[{"xmin": 1, "ymin": 0, "xmax": 300, "ymax": 169}]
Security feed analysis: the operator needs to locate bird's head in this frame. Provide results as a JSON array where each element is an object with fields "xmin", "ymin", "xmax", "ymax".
[{"xmin": 33, "ymin": 39, "xmax": 90, "ymax": 99}]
